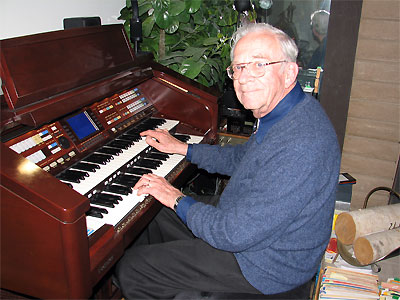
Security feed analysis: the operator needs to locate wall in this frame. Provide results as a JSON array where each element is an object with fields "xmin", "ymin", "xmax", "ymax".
[
  {"xmin": 341, "ymin": 0, "xmax": 400, "ymax": 209},
  {"xmin": 0, "ymin": 0, "xmax": 125, "ymax": 40}
]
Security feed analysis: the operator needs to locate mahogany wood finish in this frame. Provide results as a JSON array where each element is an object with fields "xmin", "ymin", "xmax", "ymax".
[{"xmin": 0, "ymin": 24, "xmax": 218, "ymax": 299}]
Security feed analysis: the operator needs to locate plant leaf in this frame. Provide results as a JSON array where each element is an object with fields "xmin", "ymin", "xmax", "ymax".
[
  {"xmin": 169, "ymin": 0, "xmax": 186, "ymax": 16},
  {"xmin": 162, "ymin": 51, "xmax": 186, "ymax": 60},
  {"xmin": 152, "ymin": 0, "xmax": 169, "ymax": 11},
  {"xmin": 207, "ymin": 59, "xmax": 220, "ymax": 71},
  {"xmin": 154, "ymin": 9, "xmax": 172, "ymax": 29},
  {"xmin": 186, "ymin": 0, "xmax": 201, "ymax": 14},
  {"xmin": 197, "ymin": 74, "xmax": 210, "ymax": 87},
  {"xmin": 193, "ymin": 9, "xmax": 205, "ymax": 25},
  {"xmin": 165, "ymin": 19, "xmax": 180, "ymax": 34},
  {"xmin": 218, "ymin": 8, "xmax": 237, "ymax": 26},
  {"xmin": 203, "ymin": 37, "xmax": 219, "ymax": 46},
  {"xmin": 178, "ymin": 58, "xmax": 205, "ymax": 79},
  {"xmin": 201, "ymin": 63, "xmax": 212, "ymax": 81},
  {"xmin": 142, "ymin": 16, "xmax": 156, "ymax": 37},
  {"xmin": 118, "ymin": 7, "xmax": 131, "ymax": 21},
  {"xmin": 179, "ymin": 23, "xmax": 195, "ymax": 33},
  {"xmin": 139, "ymin": 2, "xmax": 153, "ymax": 16},
  {"xmin": 164, "ymin": 32, "xmax": 181, "ymax": 45},
  {"xmin": 183, "ymin": 47, "xmax": 207, "ymax": 59},
  {"xmin": 177, "ymin": 10, "xmax": 190, "ymax": 23},
  {"xmin": 159, "ymin": 55, "xmax": 184, "ymax": 66}
]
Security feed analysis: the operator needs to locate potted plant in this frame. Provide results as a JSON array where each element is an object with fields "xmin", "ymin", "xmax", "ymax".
[{"xmin": 119, "ymin": 0, "xmax": 256, "ymax": 92}]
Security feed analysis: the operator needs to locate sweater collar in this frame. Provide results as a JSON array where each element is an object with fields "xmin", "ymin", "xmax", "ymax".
[{"xmin": 254, "ymin": 82, "xmax": 305, "ymax": 143}]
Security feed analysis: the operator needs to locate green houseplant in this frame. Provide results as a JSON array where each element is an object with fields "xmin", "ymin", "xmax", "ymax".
[{"xmin": 119, "ymin": 0, "xmax": 256, "ymax": 92}]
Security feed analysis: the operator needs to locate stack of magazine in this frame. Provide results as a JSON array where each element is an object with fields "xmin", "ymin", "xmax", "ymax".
[{"xmin": 319, "ymin": 266, "xmax": 380, "ymax": 299}]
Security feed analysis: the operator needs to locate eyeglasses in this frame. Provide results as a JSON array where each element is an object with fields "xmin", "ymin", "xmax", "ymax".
[{"xmin": 226, "ymin": 60, "xmax": 287, "ymax": 80}]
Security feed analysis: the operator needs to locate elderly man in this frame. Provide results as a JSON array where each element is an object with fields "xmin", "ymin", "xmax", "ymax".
[{"xmin": 115, "ymin": 22, "xmax": 340, "ymax": 299}]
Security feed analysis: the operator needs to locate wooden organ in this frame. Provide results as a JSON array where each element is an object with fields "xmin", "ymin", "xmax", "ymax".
[{"xmin": 0, "ymin": 24, "xmax": 218, "ymax": 299}]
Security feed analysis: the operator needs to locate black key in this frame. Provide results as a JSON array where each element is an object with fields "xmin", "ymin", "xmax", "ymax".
[
  {"xmin": 90, "ymin": 198, "xmax": 115, "ymax": 208},
  {"xmin": 113, "ymin": 174, "xmax": 140, "ymax": 186},
  {"xmin": 104, "ymin": 184, "xmax": 132, "ymax": 195},
  {"xmin": 135, "ymin": 158, "xmax": 162, "ymax": 169},
  {"xmin": 136, "ymin": 118, "xmax": 165, "ymax": 132},
  {"xmin": 86, "ymin": 207, "xmax": 104, "ymax": 218},
  {"xmin": 107, "ymin": 140, "xmax": 131, "ymax": 150},
  {"xmin": 147, "ymin": 152, "xmax": 169, "ymax": 161},
  {"xmin": 121, "ymin": 133, "xmax": 141, "ymax": 142},
  {"xmin": 173, "ymin": 134, "xmax": 190, "ymax": 142},
  {"xmin": 93, "ymin": 193, "xmax": 120, "ymax": 204},
  {"xmin": 126, "ymin": 128, "xmax": 141, "ymax": 135},
  {"xmin": 57, "ymin": 172, "xmax": 81, "ymax": 183},
  {"xmin": 151, "ymin": 148, "xmax": 162, "ymax": 153},
  {"xmin": 95, "ymin": 193, "xmax": 123, "ymax": 202},
  {"xmin": 91, "ymin": 206, "xmax": 108, "ymax": 214},
  {"xmin": 117, "ymin": 135, "xmax": 138, "ymax": 143},
  {"xmin": 73, "ymin": 162, "xmax": 99, "ymax": 172},
  {"xmin": 126, "ymin": 167, "xmax": 152, "ymax": 176},
  {"xmin": 64, "ymin": 169, "xmax": 89, "ymax": 178},
  {"xmin": 84, "ymin": 153, "xmax": 113, "ymax": 165},
  {"xmin": 97, "ymin": 147, "xmax": 122, "ymax": 156}
]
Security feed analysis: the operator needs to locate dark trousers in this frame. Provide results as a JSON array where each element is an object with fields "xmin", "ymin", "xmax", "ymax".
[{"xmin": 114, "ymin": 196, "xmax": 312, "ymax": 299}]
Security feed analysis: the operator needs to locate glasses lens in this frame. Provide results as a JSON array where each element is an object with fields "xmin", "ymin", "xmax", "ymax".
[
  {"xmin": 250, "ymin": 62, "xmax": 266, "ymax": 77},
  {"xmin": 227, "ymin": 63, "xmax": 266, "ymax": 79}
]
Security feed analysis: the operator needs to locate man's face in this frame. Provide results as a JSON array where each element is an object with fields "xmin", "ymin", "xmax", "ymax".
[{"xmin": 232, "ymin": 31, "xmax": 294, "ymax": 119}]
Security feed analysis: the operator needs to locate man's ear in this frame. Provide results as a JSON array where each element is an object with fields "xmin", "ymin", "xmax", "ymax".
[{"xmin": 285, "ymin": 62, "xmax": 299, "ymax": 88}]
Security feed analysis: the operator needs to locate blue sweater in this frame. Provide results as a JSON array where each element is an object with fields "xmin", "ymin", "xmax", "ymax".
[{"xmin": 177, "ymin": 83, "xmax": 341, "ymax": 294}]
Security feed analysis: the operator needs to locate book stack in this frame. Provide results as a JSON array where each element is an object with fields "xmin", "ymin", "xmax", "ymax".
[
  {"xmin": 380, "ymin": 277, "xmax": 400, "ymax": 299},
  {"xmin": 319, "ymin": 266, "xmax": 380, "ymax": 299}
]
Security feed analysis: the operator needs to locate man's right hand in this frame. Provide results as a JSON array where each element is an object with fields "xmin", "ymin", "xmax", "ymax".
[{"xmin": 140, "ymin": 129, "xmax": 189, "ymax": 155}]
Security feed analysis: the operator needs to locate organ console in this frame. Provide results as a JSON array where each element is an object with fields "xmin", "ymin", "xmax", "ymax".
[{"xmin": 0, "ymin": 24, "xmax": 218, "ymax": 299}]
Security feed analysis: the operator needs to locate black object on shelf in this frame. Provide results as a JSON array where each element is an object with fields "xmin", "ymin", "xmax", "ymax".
[{"xmin": 63, "ymin": 17, "xmax": 101, "ymax": 29}]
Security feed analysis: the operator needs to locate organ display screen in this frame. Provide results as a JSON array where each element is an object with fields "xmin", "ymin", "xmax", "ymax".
[{"xmin": 66, "ymin": 111, "xmax": 99, "ymax": 140}]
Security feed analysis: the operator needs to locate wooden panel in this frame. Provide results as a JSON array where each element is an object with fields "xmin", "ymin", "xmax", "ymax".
[
  {"xmin": 353, "ymin": 60, "xmax": 399, "ymax": 83},
  {"xmin": 358, "ymin": 19, "xmax": 400, "ymax": 41},
  {"xmin": 347, "ymin": 99, "xmax": 399, "ymax": 122},
  {"xmin": 361, "ymin": 0, "xmax": 400, "ymax": 20},
  {"xmin": 341, "ymin": 153, "xmax": 397, "ymax": 182},
  {"xmin": 350, "ymin": 174, "xmax": 397, "ymax": 195},
  {"xmin": 343, "ymin": 135, "xmax": 399, "ymax": 161},
  {"xmin": 345, "ymin": 117, "xmax": 399, "ymax": 142},
  {"xmin": 355, "ymin": 39, "xmax": 399, "ymax": 62},
  {"xmin": 350, "ymin": 80, "xmax": 399, "ymax": 102}
]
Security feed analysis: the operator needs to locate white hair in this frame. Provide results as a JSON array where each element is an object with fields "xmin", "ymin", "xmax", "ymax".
[
  {"xmin": 311, "ymin": 10, "xmax": 330, "ymax": 36},
  {"xmin": 230, "ymin": 23, "xmax": 299, "ymax": 62}
]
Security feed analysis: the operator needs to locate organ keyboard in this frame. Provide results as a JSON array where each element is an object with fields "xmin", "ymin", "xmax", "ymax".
[{"xmin": 0, "ymin": 24, "xmax": 218, "ymax": 299}]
